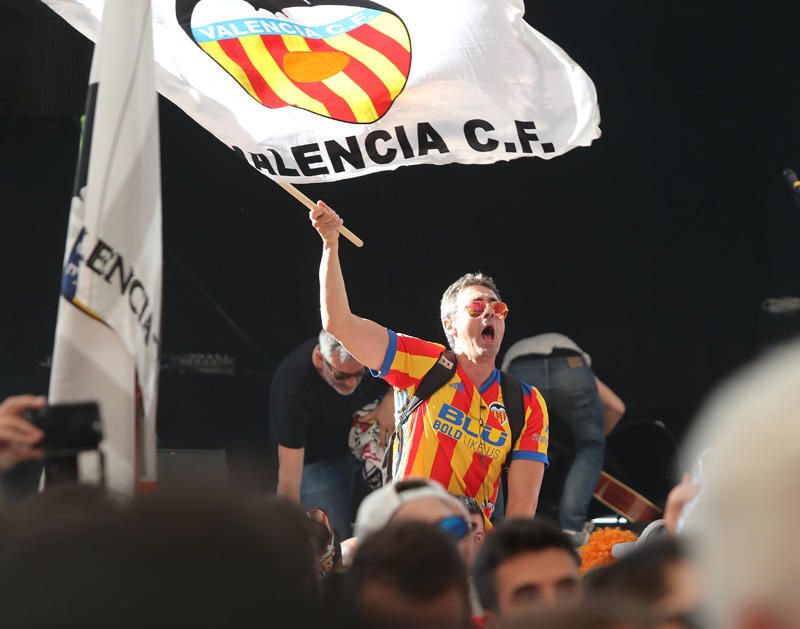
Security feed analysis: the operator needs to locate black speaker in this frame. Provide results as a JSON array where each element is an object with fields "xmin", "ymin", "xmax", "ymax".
[
  {"xmin": 157, "ymin": 370, "xmax": 275, "ymax": 492},
  {"xmin": 157, "ymin": 372, "xmax": 267, "ymax": 447}
]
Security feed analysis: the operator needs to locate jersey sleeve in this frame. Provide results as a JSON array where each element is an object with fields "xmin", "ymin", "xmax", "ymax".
[
  {"xmin": 510, "ymin": 382, "xmax": 549, "ymax": 465},
  {"xmin": 370, "ymin": 330, "xmax": 444, "ymax": 392}
]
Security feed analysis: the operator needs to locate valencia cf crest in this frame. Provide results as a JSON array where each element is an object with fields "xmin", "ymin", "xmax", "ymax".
[
  {"xmin": 488, "ymin": 401, "xmax": 507, "ymax": 426},
  {"xmin": 176, "ymin": 0, "xmax": 411, "ymax": 123}
]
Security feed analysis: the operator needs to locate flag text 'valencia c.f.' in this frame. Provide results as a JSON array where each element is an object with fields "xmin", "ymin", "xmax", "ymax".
[{"xmin": 44, "ymin": 0, "xmax": 600, "ymax": 183}]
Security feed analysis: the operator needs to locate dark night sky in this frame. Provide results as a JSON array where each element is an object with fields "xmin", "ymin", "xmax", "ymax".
[{"xmin": 2, "ymin": 1, "xmax": 800, "ymax": 497}]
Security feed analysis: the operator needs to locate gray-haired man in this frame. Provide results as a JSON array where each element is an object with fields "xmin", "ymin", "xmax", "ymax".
[{"xmin": 269, "ymin": 330, "xmax": 390, "ymax": 537}]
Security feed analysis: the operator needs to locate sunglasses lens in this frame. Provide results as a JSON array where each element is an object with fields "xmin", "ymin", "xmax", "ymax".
[
  {"xmin": 466, "ymin": 300, "xmax": 508, "ymax": 319},
  {"xmin": 466, "ymin": 300, "xmax": 486, "ymax": 317},
  {"xmin": 437, "ymin": 515, "xmax": 469, "ymax": 541},
  {"xmin": 492, "ymin": 302, "xmax": 509, "ymax": 319}
]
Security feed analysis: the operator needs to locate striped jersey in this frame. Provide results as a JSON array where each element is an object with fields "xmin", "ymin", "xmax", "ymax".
[{"xmin": 374, "ymin": 331, "xmax": 549, "ymax": 521}]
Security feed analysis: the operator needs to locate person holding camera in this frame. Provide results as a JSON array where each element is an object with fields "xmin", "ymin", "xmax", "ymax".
[{"xmin": 0, "ymin": 395, "xmax": 45, "ymax": 473}]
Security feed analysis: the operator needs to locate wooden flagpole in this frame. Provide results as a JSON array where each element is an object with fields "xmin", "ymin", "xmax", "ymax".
[{"xmin": 278, "ymin": 182, "xmax": 364, "ymax": 248}]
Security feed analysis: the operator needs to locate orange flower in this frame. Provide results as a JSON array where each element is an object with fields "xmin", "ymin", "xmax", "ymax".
[{"xmin": 577, "ymin": 526, "xmax": 638, "ymax": 575}]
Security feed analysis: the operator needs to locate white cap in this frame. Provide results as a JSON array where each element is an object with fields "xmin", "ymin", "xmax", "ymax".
[
  {"xmin": 611, "ymin": 519, "xmax": 667, "ymax": 559},
  {"xmin": 353, "ymin": 479, "xmax": 457, "ymax": 539}
]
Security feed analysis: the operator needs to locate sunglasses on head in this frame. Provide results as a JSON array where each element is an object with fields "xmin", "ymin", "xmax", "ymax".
[
  {"xmin": 465, "ymin": 299, "xmax": 509, "ymax": 320},
  {"xmin": 322, "ymin": 356, "xmax": 365, "ymax": 381},
  {"xmin": 436, "ymin": 515, "xmax": 470, "ymax": 541}
]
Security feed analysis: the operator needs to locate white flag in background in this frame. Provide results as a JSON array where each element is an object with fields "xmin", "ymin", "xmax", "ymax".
[
  {"xmin": 43, "ymin": 0, "xmax": 600, "ymax": 183},
  {"xmin": 49, "ymin": 0, "xmax": 162, "ymax": 494}
]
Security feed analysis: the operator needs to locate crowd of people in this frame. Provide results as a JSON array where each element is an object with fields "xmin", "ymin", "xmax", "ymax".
[{"xmin": 1, "ymin": 200, "xmax": 799, "ymax": 628}]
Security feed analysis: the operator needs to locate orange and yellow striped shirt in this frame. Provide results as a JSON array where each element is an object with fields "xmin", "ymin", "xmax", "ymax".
[{"xmin": 374, "ymin": 331, "xmax": 549, "ymax": 521}]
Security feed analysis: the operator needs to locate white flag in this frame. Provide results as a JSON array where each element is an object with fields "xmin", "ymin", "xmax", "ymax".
[
  {"xmin": 49, "ymin": 0, "xmax": 162, "ymax": 494},
  {"xmin": 43, "ymin": 0, "xmax": 600, "ymax": 183}
]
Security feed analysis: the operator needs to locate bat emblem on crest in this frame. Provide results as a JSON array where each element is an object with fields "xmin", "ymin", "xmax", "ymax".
[{"xmin": 489, "ymin": 401, "xmax": 507, "ymax": 425}]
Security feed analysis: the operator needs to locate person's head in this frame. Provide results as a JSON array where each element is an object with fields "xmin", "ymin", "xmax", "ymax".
[
  {"xmin": 313, "ymin": 329, "xmax": 366, "ymax": 395},
  {"xmin": 440, "ymin": 273, "xmax": 506, "ymax": 360},
  {"xmin": 586, "ymin": 538, "xmax": 700, "ymax": 628},
  {"xmin": 355, "ymin": 479, "xmax": 475, "ymax": 563},
  {"xmin": 0, "ymin": 483, "xmax": 121, "ymax": 550},
  {"xmin": 349, "ymin": 520, "xmax": 471, "ymax": 629},
  {"xmin": 473, "ymin": 518, "xmax": 581, "ymax": 625},
  {"xmin": 0, "ymin": 492, "xmax": 320, "ymax": 628},
  {"xmin": 500, "ymin": 597, "xmax": 659, "ymax": 629},
  {"xmin": 682, "ymin": 338, "xmax": 800, "ymax": 629},
  {"xmin": 456, "ymin": 495, "xmax": 486, "ymax": 555}
]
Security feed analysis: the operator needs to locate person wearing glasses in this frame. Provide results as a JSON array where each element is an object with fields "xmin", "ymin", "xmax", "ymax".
[
  {"xmin": 309, "ymin": 201, "xmax": 549, "ymax": 526},
  {"xmin": 354, "ymin": 478, "xmax": 475, "ymax": 560},
  {"xmin": 270, "ymin": 329, "xmax": 389, "ymax": 538}
]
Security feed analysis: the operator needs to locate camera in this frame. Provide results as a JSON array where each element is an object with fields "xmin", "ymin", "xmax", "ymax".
[{"xmin": 25, "ymin": 401, "xmax": 103, "ymax": 456}]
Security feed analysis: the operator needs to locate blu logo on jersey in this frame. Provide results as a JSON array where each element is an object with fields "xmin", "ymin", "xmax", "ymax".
[{"xmin": 434, "ymin": 404, "xmax": 508, "ymax": 447}]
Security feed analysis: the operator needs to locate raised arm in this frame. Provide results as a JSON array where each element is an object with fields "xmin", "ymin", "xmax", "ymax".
[{"xmin": 310, "ymin": 201, "xmax": 389, "ymax": 372}]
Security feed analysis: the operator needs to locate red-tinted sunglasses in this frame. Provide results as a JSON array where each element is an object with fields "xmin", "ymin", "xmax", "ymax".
[{"xmin": 465, "ymin": 299, "xmax": 509, "ymax": 320}]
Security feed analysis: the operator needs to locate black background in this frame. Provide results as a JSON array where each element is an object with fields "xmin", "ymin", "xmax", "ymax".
[{"xmin": 2, "ymin": 1, "xmax": 800, "ymax": 501}]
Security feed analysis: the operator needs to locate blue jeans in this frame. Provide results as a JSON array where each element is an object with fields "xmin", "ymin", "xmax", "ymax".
[
  {"xmin": 301, "ymin": 453, "xmax": 360, "ymax": 538},
  {"xmin": 507, "ymin": 356, "xmax": 605, "ymax": 531}
]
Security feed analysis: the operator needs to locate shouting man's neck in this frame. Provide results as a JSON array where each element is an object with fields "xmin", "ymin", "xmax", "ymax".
[{"xmin": 457, "ymin": 353, "xmax": 496, "ymax": 390}]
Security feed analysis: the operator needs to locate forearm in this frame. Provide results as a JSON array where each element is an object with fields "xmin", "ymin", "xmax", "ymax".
[
  {"xmin": 375, "ymin": 390, "xmax": 396, "ymax": 447},
  {"xmin": 318, "ymin": 240, "xmax": 389, "ymax": 371},
  {"xmin": 313, "ymin": 201, "xmax": 388, "ymax": 370},
  {"xmin": 276, "ymin": 471, "xmax": 302, "ymax": 503},
  {"xmin": 319, "ymin": 239, "xmax": 353, "ymax": 335},
  {"xmin": 276, "ymin": 445, "xmax": 304, "ymax": 503},
  {"xmin": 505, "ymin": 460, "xmax": 544, "ymax": 518},
  {"xmin": 505, "ymin": 489, "xmax": 539, "ymax": 519},
  {"xmin": 597, "ymin": 377, "xmax": 625, "ymax": 435},
  {"xmin": 603, "ymin": 406, "xmax": 624, "ymax": 436}
]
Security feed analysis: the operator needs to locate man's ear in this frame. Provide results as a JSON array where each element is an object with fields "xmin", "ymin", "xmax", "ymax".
[
  {"xmin": 442, "ymin": 316, "xmax": 456, "ymax": 340},
  {"xmin": 311, "ymin": 344, "xmax": 323, "ymax": 370}
]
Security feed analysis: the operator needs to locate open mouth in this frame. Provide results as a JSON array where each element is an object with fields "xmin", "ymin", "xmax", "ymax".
[{"xmin": 481, "ymin": 324, "xmax": 495, "ymax": 342}]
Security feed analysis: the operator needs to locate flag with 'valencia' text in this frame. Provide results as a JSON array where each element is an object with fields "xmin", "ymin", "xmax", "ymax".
[
  {"xmin": 43, "ymin": 0, "xmax": 600, "ymax": 183},
  {"xmin": 49, "ymin": 0, "xmax": 161, "ymax": 493}
]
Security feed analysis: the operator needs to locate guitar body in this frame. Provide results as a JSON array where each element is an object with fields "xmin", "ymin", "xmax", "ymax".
[
  {"xmin": 545, "ymin": 434, "xmax": 664, "ymax": 523},
  {"xmin": 593, "ymin": 471, "xmax": 662, "ymax": 522}
]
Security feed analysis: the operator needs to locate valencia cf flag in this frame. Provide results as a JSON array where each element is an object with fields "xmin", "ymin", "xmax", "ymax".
[{"xmin": 44, "ymin": 0, "xmax": 601, "ymax": 183}]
